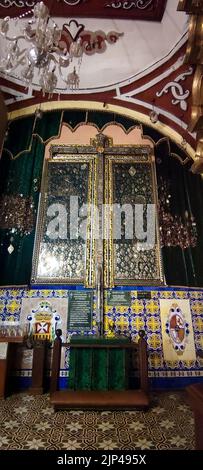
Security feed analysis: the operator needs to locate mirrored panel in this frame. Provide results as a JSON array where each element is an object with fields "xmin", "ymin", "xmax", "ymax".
[
  {"xmin": 32, "ymin": 151, "xmax": 97, "ymax": 286},
  {"xmin": 104, "ymin": 152, "xmax": 163, "ymax": 286}
]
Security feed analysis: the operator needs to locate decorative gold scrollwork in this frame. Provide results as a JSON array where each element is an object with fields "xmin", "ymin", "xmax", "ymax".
[
  {"xmin": 189, "ymin": 65, "xmax": 203, "ymax": 133},
  {"xmin": 90, "ymin": 132, "xmax": 113, "ymax": 153},
  {"xmin": 178, "ymin": 1, "xmax": 203, "ymax": 13},
  {"xmin": 178, "ymin": 1, "xmax": 203, "ymax": 172},
  {"xmin": 191, "ymin": 130, "xmax": 203, "ymax": 173},
  {"xmin": 185, "ymin": 15, "xmax": 203, "ymax": 64}
]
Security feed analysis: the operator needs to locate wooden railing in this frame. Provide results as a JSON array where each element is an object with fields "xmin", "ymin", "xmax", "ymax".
[{"xmin": 50, "ymin": 330, "xmax": 149, "ymax": 410}]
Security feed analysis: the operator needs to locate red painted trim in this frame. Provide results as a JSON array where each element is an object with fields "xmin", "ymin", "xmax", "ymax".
[
  {"xmin": 0, "ymin": 76, "xmax": 29, "ymax": 93},
  {"xmin": 119, "ymin": 44, "xmax": 187, "ymax": 95},
  {"xmin": 0, "ymin": 0, "xmax": 167, "ymax": 21},
  {"xmin": 5, "ymin": 88, "xmax": 196, "ymax": 150},
  {"xmin": 1, "ymin": 38, "xmax": 195, "ymax": 150}
]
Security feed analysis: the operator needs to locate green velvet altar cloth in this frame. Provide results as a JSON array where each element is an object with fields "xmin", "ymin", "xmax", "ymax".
[{"xmin": 69, "ymin": 336, "xmax": 130, "ymax": 391}]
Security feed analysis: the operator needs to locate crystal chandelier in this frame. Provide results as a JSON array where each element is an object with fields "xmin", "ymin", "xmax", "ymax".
[{"xmin": 0, "ymin": 1, "xmax": 83, "ymax": 96}]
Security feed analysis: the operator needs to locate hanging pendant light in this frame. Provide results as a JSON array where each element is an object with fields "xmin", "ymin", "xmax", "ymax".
[{"xmin": 0, "ymin": 1, "xmax": 84, "ymax": 95}]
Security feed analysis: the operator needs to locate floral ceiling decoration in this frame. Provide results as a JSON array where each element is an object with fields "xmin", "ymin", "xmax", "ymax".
[
  {"xmin": 105, "ymin": 0, "xmax": 153, "ymax": 10},
  {"xmin": 59, "ymin": 20, "xmax": 124, "ymax": 56},
  {"xmin": 156, "ymin": 67, "xmax": 193, "ymax": 111},
  {"xmin": 0, "ymin": 0, "xmax": 193, "ymax": 158}
]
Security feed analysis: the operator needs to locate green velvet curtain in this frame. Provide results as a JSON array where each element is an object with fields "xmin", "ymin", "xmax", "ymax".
[
  {"xmin": 69, "ymin": 337, "xmax": 129, "ymax": 391},
  {"xmin": 155, "ymin": 144, "xmax": 203, "ymax": 287},
  {"xmin": 0, "ymin": 112, "xmax": 61, "ymax": 285},
  {"xmin": 0, "ymin": 137, "xmax": 44, "ymax": 285}
]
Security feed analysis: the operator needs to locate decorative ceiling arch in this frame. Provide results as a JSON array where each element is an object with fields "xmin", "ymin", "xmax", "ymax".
[
  {"xmin": 0, "ymin": 1, "xmax": 187, "ymax": 97},
  {"xmin": 0, "ymin": 39, "xmax": 195, "ymax": 155},
  {"xmin": 6, "ymin": 100, "xmax": 195, "ymax": 163}
]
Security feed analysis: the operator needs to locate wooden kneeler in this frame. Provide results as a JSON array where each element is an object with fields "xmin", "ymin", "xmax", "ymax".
[{"xmin": 50, "ymin": 330, "xmax": 150, "ymax": 410}]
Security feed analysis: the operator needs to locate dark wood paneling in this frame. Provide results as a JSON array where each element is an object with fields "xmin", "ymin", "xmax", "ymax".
[
  {"xmin": 0, "ymin": 338, "xmax": 24, "ymax": 398},
  {"xmin": 29, "ymin": 341, "xmax": 47, "ymax": 395},
  {"xmin": 187, "ymin": 384, "xmax": 203, "ymax": 450}
]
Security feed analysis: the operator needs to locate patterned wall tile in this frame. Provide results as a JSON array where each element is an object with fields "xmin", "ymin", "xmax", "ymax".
[
  {"xmin": 193, "ymin": 317, "xmax": 203, "ymax": 332},
  {"xmin": 0, "ymin": 287, "xmax": 202, "ymax": 380},
  {"xmin": 190, "ymin": 300, "xmax": 203, "ymax": 315}
]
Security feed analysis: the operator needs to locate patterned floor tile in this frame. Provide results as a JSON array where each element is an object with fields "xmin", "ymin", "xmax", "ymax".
[{"xmin": 0, "ymin": 391, "xmax": 195, "ymax": 450}]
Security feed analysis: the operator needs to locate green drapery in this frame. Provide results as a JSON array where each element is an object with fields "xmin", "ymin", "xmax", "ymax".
[
  {"xmin": 69, "ymin": 337, "xmax": 129, "ymax": 391},
  {"xmin": 0, "ymin": 112, "xmax": 61, "ymax": 285},
  {"xmin": 4, "ymin": 112, "xmax": 62, "ymax": 158},
  {"xmin": 34, "ymin": 111, "xmax": 62, "ymax": 142},
  {"xmin": 155, "ymin": 144, "xmax": 203, "ymax": 286},
  {"xmin": 4, "ymin": 115, "xmax": 35, "ymax": 159},
  {"xmin": 0, "ymin": 138, "xmax": 44, "ymax": 285}
]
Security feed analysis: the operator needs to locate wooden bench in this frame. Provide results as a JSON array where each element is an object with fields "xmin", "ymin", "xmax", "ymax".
[{"xmin": 50, "ymin": 330, "xmax": 150, "ymax": 410}]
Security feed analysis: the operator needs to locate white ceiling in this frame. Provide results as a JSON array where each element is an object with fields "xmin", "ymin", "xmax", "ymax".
[{"xmin": 0, "ymin": 0, "xmax": 187, "ymax": 93}]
